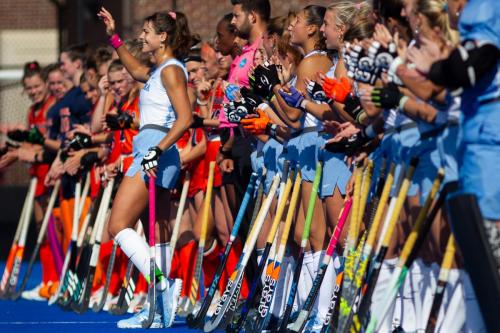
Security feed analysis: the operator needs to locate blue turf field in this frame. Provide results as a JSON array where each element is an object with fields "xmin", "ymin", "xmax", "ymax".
[{"xmin": 0, "ymin": 262, "xmax": 195, "ymax": 333}]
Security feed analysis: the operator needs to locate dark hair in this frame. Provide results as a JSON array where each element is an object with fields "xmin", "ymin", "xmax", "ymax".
[
  {"xmin": 303, "ymin": 5, "xmax": 327, "ymax": 51},
  {"xmin": 267, "ymin": 15, "xmax": 287, "ymax": 35},
  {"xmin": 144, "ymin": 11, "xmax": 192, "ymax": 60},
  {"xmin": 378, "ymin": 0, "xmax": 411, "ymax": 37},
  {"xmin": 62, "ymin": 44, "xmax": 87, "ymax": 64},
  {"xmin": 108, "ymin": 59, "xmax": 125, "ymax": 74},
  {"xmin": 183, "ymin": 47, "xmax": 202, "ymax": 63},
  {"xmin": 219, "ymin": 13, "xmax": 237, "ymax": 34},
  {"xmin": 22, "ymin": 61, "xmax": 42, "ymax": 84},
  {"xmin": 231, "ymin": 0, "xmax": 271, "ymax": 22},
  {"xmin": 42, "ymin": 63, "xmax": 63, "ymax": 81}
]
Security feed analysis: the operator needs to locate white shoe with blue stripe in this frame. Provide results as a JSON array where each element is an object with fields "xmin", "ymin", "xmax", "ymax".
[
  {"xmin": 116, "ymin": 302, "xmax": 164, "ymax": 329},
  {"xmin": 157, "ymin": 278, "xmax": 182, "ymax": 327}
]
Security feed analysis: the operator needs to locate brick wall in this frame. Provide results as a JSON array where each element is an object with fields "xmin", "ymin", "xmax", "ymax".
[
  {"xmin": 126, "ymin": 0, "xmax": 333, "ymax": 41},
  {"xmin": 0, "ymin": 0, "xmax": 56, "ymax": 30}
]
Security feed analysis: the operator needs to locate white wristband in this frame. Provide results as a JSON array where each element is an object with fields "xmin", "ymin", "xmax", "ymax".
[
  {"xmin": 196, "ymin": 98, "xmax": 208, "ymax": 106},
  {"xmin": 398, "ymin": 96, "xmax": 409, "ymax": 111},
  {"xmin": 300, "ymin": 99, "xmax": 308, "ymax": 110}
]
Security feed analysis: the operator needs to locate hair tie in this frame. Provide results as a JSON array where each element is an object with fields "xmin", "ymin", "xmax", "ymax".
[
  {"xmin": 355, "ymin": 2, "xmax": 363, "ymax": 10},
  {"xmin": 28, "ymin": 63, "xmax": 37, "ymax": 70},
  {"xmin": 168, "ymin": 11, "xmax": 177, "ymax": 20}
]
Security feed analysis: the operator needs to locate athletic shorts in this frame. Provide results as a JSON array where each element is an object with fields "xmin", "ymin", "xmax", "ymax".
[
  {"xmin": 126, "ymin": 125, "xmax": 181, "ymax": 189},
  {"xmin": 287, "ymin": 130, "xmax": 319, "ymax": 183},
  {"xmin": 262, "ymin": 138, "xmax": 285, "ymax": 194},
  {"xmin": 408, "ymin": 125, "xmax": 460, "ymax": 204},
  {"xmin": 317, "ymin": 133, "xmax": 351, "ymax": 197}
]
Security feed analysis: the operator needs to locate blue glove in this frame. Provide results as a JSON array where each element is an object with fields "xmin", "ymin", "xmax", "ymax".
[{"xmin": 278, "ymin": 86, "xmax": 305, "ymax": 109}]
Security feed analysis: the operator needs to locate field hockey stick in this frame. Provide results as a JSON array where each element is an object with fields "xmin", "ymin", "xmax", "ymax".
[
  {"xmin": 92, "ymin": 240, "xmax": 119, "ymax": 312},
  {"xmin": 185, "ymin": 162, "xmax": 216, "ymax": 314},
  {"xmin": 363, "ymin": 171, "xmax": 446, "ymax": 333},
  {"xmin": 186, "ymin": 172, "xmax": 258, "ymax": 328},
  {"xmin": 202, "ymin": 174, "xmax": 281, "ymax": 333},
  {"xmin": 229, "ymin": 162, "xmax": 293, "ymax": 332},
  {"xmin": 142, "ymin": 175, "xmax": 157, "ymax": 328},
  {"xmin": 249, "ymin": 170, "xmax": 302, "ymax": 333},
  {"xmin": 1, "ymin": 178, "xmax": 37, "ymax": 299},
  {"xmin": 275, "ymin": 161, "xmax": 323, "ymax": 333},
  {"xmin": 60, "ymin": 178, "xmax": 95, "ymax": 307},
  {"xmin": 0, "ymin": 177, "xmax": 36, "ymax": 296},
  {"xmin": 364, "ymin": 168, "xmax": 443, "ymax": 332},
  {"xmin": 337, "ymin": 161, "xmax": 375, "ymax": 332},
  {"xmin": 109, "ymin": 223, "xmax": 144, "ymax": 315},
  {"xmin": 71, "ymin": 185, "xmax": 109, "ymax": 313},
  {"xmin": 216, "ymin": 173, "xmax": 284, "ymax": 331},
  {"xmin": 170, "ymin": 172, "xmax": 190, "ymax": 257},
  {"xmin": 289, "ymin": 197, "xmax": 353, "ymax": 333},
  {"xmin": 346, "ymin": 160, "xmax": 410, "ymax": 330},
  {"xmin": 12, "ymin": 180, "xmax": 61, "ymax": 300},
  {"xmin": 425, "ymin": 234, "xmax": 456, "ymax": 333},
  {"xmin": 335, "ymin": 163, "xmax": 394, "ymax": 330}
]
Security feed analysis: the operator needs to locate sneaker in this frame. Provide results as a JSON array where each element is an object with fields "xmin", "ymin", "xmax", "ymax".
[
  {"xmin": 157, "ymin": 278, "xmax": 182, "ymax": 327},
  {"xmin": 104, "ymin": 294, "xmax": 119, "ymax": 312},
  {"xmin": 22, "ymin": 283, "xmax": 45, "ymax": 301},
  {"xmin": 39, "ymin": 281, "xmax": 54, "ymax": 299},
  {"xmin": 117, "ymin": 302, "xmax": 164, "ymax": 329},
  {"xmin": 127, "ymin": 292, "xmax": 148, "ymax": 314},
  {"xmin": 89, "ymin": 286, "xmax": 104, "ymax": 308}
]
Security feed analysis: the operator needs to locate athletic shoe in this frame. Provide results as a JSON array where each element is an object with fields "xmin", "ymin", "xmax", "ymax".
[
  {"xmin": 39, "ymin": 281, "xmax": 54, "ymax": 299},
  {"xmin": 104, "ymin": 294, "xmax": 119, "ymax": 312},
  {"xmin": 89, "ymin": 286, "xmax": 104, "ymax": 308},
  {"xmin": 175, "ymin": 296, "xmax": 189, "ymax": 317},
  {"xmin": 127, "ymin": 292, "xmax": 148, "ymax": 314},
  {"xmin": 157, "ymin": 278, "xmax": 182, "ymax": 327},
  {"xmin": 117, "ymin": 302, "xmax": 164, "ymax": 329},
  {"xmin": 21, "ymin": 283, "xmax": 45, "ymax": 301}
]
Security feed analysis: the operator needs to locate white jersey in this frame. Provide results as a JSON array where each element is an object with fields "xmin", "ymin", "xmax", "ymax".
[
  {"xmin": 139, "ymin": 58, "xmax": 188, "ymax": 129},
  {"xmin": 300, "ymin": 50, "xmax": 327, "ymax": 129}
]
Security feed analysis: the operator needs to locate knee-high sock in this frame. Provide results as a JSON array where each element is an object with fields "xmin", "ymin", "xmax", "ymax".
[
  {"xmin": 312, "ymin": 251, "xmax": 337, "ymax": 322},
  {"xmin": 40, "ymin": 241, "xmax": 59, "ymax": 283},
  {"xmin": 221, "ymin": 238, "xmax": 249, "ymax": 298},
  {"xmin": 170, "ymin": 240, "xmax": 197, "ymax": 298},
  {"xmin": 202, "ymin": 240, "xmax": 221, "ymax": 296},
  {"xmin": 297, "ymin": 251, "xmax": 314, "ymax": 310},
  {"xmin": 271, "ymin": 255, "xmax": 295, "ymax": 317},
  {"xmin": 371, "ymin": 257, "xmax": 398, "ymax": 333},
  {"xmin": 109, "ymin": 248, "xmax": 128, "ymax": 295},
  {"xmin": 115, "ymin": 228, "xmax": 168, "ymax": 291}
]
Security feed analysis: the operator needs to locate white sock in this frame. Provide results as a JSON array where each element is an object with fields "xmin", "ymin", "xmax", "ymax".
[
  {"xmin": 297, "ymin": 251, "xmax": 314, "ymax": 309},
  {"xmin": 371, "ymin": 257, "xmax": 398, "ymax": 333},
  {"xmin": 315, "ymin": 252, "xmax": 337, "ymax": 323},
  {"xmin": 271, "ymin": 255, "xmax": 294, "ymax": 317},
  {"xmin": 115, "ymin": 228, "xmax": 150, "ymax": 278},
  {"xmin": 155, "ymin": 243, "xmax": 170, "ymax": 291}
]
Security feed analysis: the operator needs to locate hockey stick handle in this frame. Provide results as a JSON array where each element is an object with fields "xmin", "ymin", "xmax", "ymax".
[
  {"xmin": 170, "ymin": 172, "xmax": 190, "ymax": 253},
  {"xmin": 326, "ymin": 198, "xmax": 353, "ymax": 257}
]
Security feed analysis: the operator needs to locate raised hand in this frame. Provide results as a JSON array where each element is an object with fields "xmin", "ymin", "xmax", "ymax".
[{"xmin": 97, "ymin": 7, "xmax": 116, "ymax": 36}]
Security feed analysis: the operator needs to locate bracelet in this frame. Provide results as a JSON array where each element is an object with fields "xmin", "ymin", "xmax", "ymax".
[
  {"xmin": 109, "ymin": 34, "xmax": 124, "ymax": 50},
  {"xmin": 300, "ymin": 99, "xmax": 308, "ymax": 110},
  {"xmin": 196, "ymin": 98, "xmax": 209, "ymax": 106},
  {"xmin": 398, "ymin": 96, "xmax": 409, "ymax": 111}
]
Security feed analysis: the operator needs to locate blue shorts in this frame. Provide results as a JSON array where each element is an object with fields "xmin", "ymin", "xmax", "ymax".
[
  {"xmin": 287, "ymin": 130, "xmax": 319, "ymax": 183},
  {"xmin": 262, "ymin": 138, "xmax": 285, "ymax": 194},
  {"xmin": 408, "ymin": 125, "xmax": 460, "ymax": 204},
  {"xmin": 459, "ymin": 143, "xmax": 500, "ymax": 220},
  {"xmin": 389, "ymin": 126, "xmax": 420, "ymax": 197},
  {"xmin": 317, "ymin": 134, "xmax": 351, "ymax": 197},
  {"xmin": 126, "ymin": 126, "xmax": 181, "ymax": 189}
]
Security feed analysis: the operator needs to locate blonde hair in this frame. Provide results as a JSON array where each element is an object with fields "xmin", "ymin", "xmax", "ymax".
[
  {"xmin": 416, "ymin": 0, "xmax": 458, "ymax": 44},
  {"xmin": 327, "ymin": 1, "xmax": 371, "ymax": 28}
]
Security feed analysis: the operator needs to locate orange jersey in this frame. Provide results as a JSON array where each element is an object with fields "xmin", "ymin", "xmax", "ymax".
[{"xmin": 28, "ymin": 95, "xmax": 55, "ymax": 197}]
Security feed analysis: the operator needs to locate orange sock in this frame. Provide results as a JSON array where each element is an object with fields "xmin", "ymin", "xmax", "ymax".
[
  {"xmin": 135, "ymin": 274, "xmax": 148, "ymax": 294},
  {"xmin": 40, "ymin": 242, "xmax": 59, "ymax": 283},
  {"xmin": 59, "ymin": 199, "xmax": 75, "ymax": 252},
  {"xmin": 170, "ymin": 240, "xmax": 197, "ymax": 298},
  {"xmin": 109, "ymin": 248, "xmax": 127, "ymax": 295},
  {"xmin": 202, "ymin": 240, "xmax": 222, "ymax": 291},
  {"xmin": 98, "ymin": 240, "xmax": 113, "ymax": 291},
  {"xmin": 221, "ymin": 238, "xmax": 249, "ymax": 298}
]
